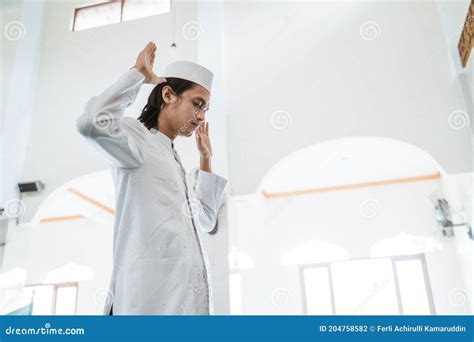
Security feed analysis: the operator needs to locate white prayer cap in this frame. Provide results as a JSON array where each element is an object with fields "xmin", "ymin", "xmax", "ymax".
[{"xmin": 163, "ymin": 60, "xmax": 214, "ymax": 94}]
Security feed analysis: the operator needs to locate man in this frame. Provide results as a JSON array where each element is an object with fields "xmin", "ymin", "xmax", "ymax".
[{"xmin": 77, "ymin": 42, "xmax": 227, "ymax": 315}]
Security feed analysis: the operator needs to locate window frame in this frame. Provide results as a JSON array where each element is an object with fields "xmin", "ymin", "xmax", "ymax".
[
  {"xmin": 72, "ymin": 0, "xmax": 170, "ymax": 31},
  {"xmin": 25, "ymin": 281, "xmax": 79, "ymax": 315},
  {"xmin": 299, "ymin": 253, "xmax": 436, "ymax": 315},
  {"xmin": 72, "ymin": 1, "xmax": 121, "ymax": 32}
]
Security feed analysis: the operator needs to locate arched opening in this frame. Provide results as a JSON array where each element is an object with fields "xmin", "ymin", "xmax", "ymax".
[
  {"xmin": 229, "ymin": 137, "xmax": 471, "ymax": 315},
  {"xmin": 1, "ymin": 171, "xmax": 114, "ymax": 315},
  {"xmin": 32, "ymin": 170, "xmax": 115, "ymax": 225}
]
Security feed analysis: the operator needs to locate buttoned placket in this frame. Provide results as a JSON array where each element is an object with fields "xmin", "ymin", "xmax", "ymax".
[{"xmin": 170, "ymin": 142, "xmax": 210, "ymax": 290}]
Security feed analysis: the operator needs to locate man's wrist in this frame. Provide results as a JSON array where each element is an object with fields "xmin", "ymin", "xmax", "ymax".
[
  {"xmin": 200, "ymin": 156, "xmax": 212, "ymax": 173},
  {"xmin": 133, "ymin": 65, "xmax": 148, "ymax": 79}
]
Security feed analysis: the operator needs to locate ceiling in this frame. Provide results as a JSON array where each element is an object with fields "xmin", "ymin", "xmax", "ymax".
[{"xmin": 0, "ymin": 0, "xmax": 22, "ymax": 12}]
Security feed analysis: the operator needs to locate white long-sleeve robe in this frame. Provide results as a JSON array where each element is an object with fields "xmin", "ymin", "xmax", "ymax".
[{"xmin": 76, "ymin": 68, "xmax": 228, "ymax": 315}]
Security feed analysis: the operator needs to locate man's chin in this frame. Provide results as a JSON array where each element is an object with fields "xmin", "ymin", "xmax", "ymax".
[{"xmin": 179, "ymin": 130, "xmax": 193, "ymax": 137}]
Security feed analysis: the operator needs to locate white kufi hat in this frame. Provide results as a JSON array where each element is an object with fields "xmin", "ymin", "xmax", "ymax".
[{"xmin": 162, "ymin": 60, "xmax": 214, "ymax": 93}]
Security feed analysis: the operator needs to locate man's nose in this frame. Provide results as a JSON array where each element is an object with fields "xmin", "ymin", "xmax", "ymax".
[{"xmin": 195, "ymin": 111, "xmax": 205, "ymax": 121}]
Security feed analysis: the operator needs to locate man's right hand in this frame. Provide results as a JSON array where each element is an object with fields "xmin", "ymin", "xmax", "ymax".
[{"xmin": 133, "ymin": 42, "xmax": 165, "ymax": 84}]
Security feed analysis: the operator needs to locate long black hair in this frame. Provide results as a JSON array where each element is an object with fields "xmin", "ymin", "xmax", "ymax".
[{"xmin": 137, "ymin": 77, "xmax": 196, "ymax": 130}]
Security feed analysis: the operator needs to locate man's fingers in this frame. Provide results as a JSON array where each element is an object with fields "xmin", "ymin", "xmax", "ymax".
[
  {"xmin": 144, "ymin": 43, "xmax": 152, "ymax": 53},
  {"xmin": 144, "ymin": 42, "xmax": 156, "ymax": 55},
  {"xmin": 195, "ymin": 130, "xmax": 199, "ymax": 142}
]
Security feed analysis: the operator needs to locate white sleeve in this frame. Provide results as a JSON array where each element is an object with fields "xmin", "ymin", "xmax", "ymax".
[
  {"xmin": 194, "ymin": 170, "xmax": 228, "ymax": 233},
  {"xmin": 76, "ymin": 68, "xmax": 147, "ymax": 168}
]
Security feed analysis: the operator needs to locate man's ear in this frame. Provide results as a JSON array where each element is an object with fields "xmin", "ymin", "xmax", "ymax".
[{"xmin": 162, "ymin": 86, "xmax": 177, "ymax": 104}]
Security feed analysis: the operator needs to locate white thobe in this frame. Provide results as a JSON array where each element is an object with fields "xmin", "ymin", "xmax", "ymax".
[{"xmin": 76, "ymin": 68, "xmax": 228, "ymax": 315}]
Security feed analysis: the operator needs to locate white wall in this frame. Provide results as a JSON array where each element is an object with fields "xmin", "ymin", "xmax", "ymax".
[
  {"xmin": 222, "ymin": 0, "xmax": 472, "ymax": 195},
  {"xmin": 2, "ymin": 0, "xmax": 230, "ymax": 313},
  {"xmin": 229, "ymin": 176, "xmax": 471, "ymax": 314},
  {"xmin": 1, "ymin": 1, "xmax": 46, "ymax": 268},
  {"xmin": 445, "ymin": 172, "xmax": 473, "ymax": 313},
  {"xmin": 1, "ymin": 1, "xmax": 45, "ymax": 209},
  {"xmin": 2, "ymin": 219, "xmax": 113, "ymax": 315}
]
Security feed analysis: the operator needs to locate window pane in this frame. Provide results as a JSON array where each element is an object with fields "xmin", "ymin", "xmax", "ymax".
[
  {"xmin": 24, "ymin": 285, "xmax": 54, "ymax": 315},
  {"xmin": 331, "ymin": 258, "xmax": 399, "ymax": 315},
  {"xmin": 74, "ymin": 2, "xmax": 121, "ymax": 31},
  {"xmin": 396, "ymin": 259, "xmax": 431, "ymax": 314},
  {"xmin": 229, "ymin": 273, "xmax": 243, "ymax": 315},
  {"xmin": 122, "ymin": 0, "xmax": 171, "ymax": 22},
  {"xmin": 303, "ymin": 267, "xmax": 333, "ymax": 314},
  {"xmin": 55, "ymin": 286, "xmax": 77, "ymax": 315}
]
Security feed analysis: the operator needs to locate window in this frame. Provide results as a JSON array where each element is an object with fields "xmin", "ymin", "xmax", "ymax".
[
  {"xmin": 24, "ymin": 282, "xmax": 78, "ymax": 315},
  {"xmin": 301, "ymin": 254, "xmax": 435, "ymax": 315},
  {"xmin": 302, "ymin": 267, "xmax": 333, "ymax": 314},
  {"xmin": 395, "ymin": 259, "xmax": 432, "ymax": 314},
  {"xmin": 331, "ymin": 257, "xmax": 399, "ymax": 314},
  {"xmin": 229, "ymin": 272, "xmax": 243, "ymax": 315},
  {"xmin": 228, "ymin": 248, "xmax": 254, "ymax": 315},
  {"xmin": 73, "ymin": 0, "xmax": 171, "ymax": 31}
]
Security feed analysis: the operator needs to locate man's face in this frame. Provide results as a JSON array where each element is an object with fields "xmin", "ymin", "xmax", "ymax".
[{"xmin": 171, "ymin": 85, "xmax": 210, "ymax": 137}]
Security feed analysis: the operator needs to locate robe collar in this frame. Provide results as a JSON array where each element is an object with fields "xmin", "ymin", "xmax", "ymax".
[{"xmin": 149, "ymin": 127, "xmax": 174, "ymax": 151}]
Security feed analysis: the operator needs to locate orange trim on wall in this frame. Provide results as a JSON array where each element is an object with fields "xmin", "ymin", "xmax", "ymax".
[
  {"xmin": 67, "ymin": 187, "xmax": 115, "ymax": 214},
  {"xmin": 40, "ymin": 215, "xmax": 85, "ymax": 224},
  {"xmin": 262, "ymin": 172, "xmax": 441, "ymax": 199}
]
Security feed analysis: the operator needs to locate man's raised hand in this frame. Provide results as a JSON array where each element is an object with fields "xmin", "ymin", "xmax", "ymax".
[{"xmin": 133, "ymin": 42, "xmax": 165, "ymax": 84}]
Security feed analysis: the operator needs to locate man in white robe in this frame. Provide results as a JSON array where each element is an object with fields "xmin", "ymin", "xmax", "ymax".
[{"xmin": 77, "ymin": 42, "xmax": 227, "ymax": 315}]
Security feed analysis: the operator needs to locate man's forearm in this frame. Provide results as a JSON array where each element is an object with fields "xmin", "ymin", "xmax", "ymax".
[{"xmin": 200, "ymin": 157, "xmax": 212, "ymax": 173}]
